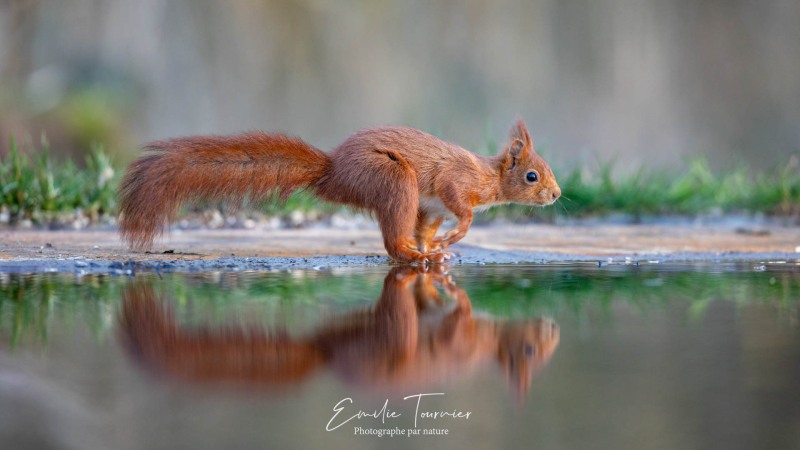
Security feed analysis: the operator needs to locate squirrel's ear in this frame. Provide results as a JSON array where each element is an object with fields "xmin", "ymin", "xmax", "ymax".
[
  {"xmin": 509, "ymin": 118, "xmax": 533, "ymax": 150},
  {"xmin": 502, "ymin": 118, "xmax": 533, "ymax": 166},
  {"xmin": 509, "ymin": 139, "xmax": 525, "ymax": 157},
  {"xmin": 502, "ymin": 138, "xmax": 525, "ymax": 171}
]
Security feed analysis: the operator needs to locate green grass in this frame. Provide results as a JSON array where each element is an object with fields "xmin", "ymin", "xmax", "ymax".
[
  {"xmin": 0, "ymin": 136, "xmax": 118, "ymax": 224},
  {"xmin": 553, "ymin": 158, "xmax": 800, "ymax": 220},
  {"xmin": 1, "ymin": 137, "xmax": 799, "ymax": 226}
]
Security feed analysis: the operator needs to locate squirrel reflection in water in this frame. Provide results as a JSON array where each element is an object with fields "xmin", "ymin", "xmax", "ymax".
[{"xmin": 119, "ymin": 266, "xmax": 559, "ymax": 402}]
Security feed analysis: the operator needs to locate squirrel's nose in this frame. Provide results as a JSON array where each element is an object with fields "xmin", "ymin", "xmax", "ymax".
[{"xmin": 552, "ymin": 188, "xmax": 561, "ymax": 200}]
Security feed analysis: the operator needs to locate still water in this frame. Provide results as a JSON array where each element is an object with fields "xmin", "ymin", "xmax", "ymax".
[{"xmin": 1, "ymin": 263, "xmax": 799, "ymax": 449}]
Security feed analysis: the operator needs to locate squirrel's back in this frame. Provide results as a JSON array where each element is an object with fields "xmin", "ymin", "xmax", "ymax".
[{"xmin": 317, "ymin": 127, "xmax": 482, "ymax": 206}]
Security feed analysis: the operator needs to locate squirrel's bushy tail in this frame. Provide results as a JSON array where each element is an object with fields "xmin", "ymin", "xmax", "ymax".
[{"xmin": 119, "ymin": 132, "xmax": 330, "ymax": 250}]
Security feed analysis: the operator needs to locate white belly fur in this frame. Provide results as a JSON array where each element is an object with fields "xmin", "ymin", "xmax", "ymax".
[
  {"xmin": 419, "ymin": 196, "xmax": 453, "ymax": 218},
  {"xmin": 419, "ymin": 195, "xmax": 504, "ymax": 218}
]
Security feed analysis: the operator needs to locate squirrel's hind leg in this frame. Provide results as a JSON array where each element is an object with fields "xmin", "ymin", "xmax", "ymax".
[
  {"xmin": 379, "ymin": 207, "xmax": 440, "ymax": 264},
  {"xmin": 349, "ymin": 154, "xmax": 443, "ymax": 264},
  {"xmin": 414, "ymin": 212, "xmax": 444, "ymax": 253},
  {"xmin": 414, "ymin": 213, "xmax": 452, "ymax": 262}
]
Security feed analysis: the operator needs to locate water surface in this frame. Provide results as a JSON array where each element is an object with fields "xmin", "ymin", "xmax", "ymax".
[{"xmin": 1, "ymin": 262, "xmax": 799, "ymax": 449}]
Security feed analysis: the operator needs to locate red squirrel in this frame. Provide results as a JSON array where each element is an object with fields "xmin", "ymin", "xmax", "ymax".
[{"xmin": 119, "ymin": 119, "xmax": 560, "ymax": 263}]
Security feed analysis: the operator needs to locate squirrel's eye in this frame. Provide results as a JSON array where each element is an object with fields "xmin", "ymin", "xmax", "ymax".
[
  {"xmin": 524, "ymin": 344, "xmax": 535, "ymax": 357},
  {"xmin": 526, "ymin": 171, "xmax": 538, "ymax": 183}
]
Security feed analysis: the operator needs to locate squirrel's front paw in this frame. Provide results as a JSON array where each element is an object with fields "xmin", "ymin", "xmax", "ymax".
[
  {"xmin": 424, "ymin": 249, "xmax": 453, "ymax": 264},
  {"xmin": 424, "ymin": 252, "xmax": 446, "ymax": 264},
  {"xmin": 439, "ymin": 228, "xmax": 467, "ymax": 248}
]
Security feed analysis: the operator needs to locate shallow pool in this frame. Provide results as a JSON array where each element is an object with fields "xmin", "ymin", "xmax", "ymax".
[{"xmin": 1, "ymin": 262, "xmax": 799, "ymax": 449}]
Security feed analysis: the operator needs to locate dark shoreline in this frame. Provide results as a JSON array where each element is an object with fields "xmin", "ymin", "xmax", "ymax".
[{"xmin": 1, "ymin": 247, "xmax": 797, "ymax": 275}]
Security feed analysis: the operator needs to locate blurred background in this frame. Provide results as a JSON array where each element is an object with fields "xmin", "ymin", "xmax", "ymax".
[{"xmin": 1, "ymin": 0, "xmax": 799, "ymax": 170}]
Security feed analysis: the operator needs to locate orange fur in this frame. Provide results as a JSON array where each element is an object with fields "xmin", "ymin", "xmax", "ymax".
[
  {"xmin": 119, "ymin": 132, "xmax": 330, "ymax": 250},
  {"xmin": 119, "ymin": 119, "xmax": 560, "ymax": 262}
]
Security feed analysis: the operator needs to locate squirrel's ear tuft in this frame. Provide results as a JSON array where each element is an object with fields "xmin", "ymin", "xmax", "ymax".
[
  {"xmin": 502, "ymin": 118, "xmax": 533, "ymax": 161},
  {"xmin": 509, "ymin": 118, "xmax": 533, "ymax": 148}
]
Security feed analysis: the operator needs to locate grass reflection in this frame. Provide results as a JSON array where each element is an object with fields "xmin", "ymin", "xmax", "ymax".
[{"xmin": 0, "ymin": 263, "xmax": 797, "ymax": 350}]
